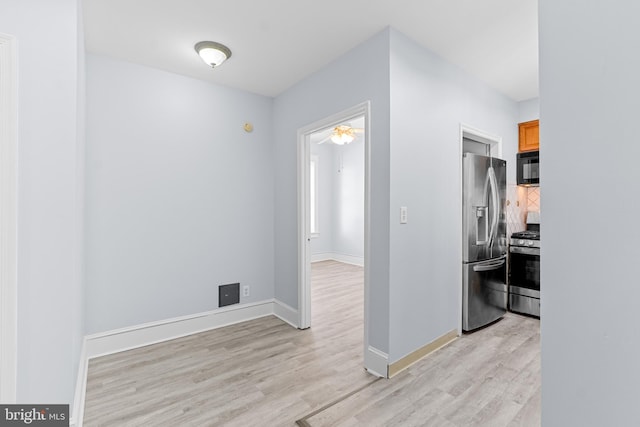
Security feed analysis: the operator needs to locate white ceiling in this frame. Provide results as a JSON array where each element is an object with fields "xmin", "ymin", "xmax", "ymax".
[{"xmin": 83, "ymin": 0, "xmax": 538, "ymax": 101}]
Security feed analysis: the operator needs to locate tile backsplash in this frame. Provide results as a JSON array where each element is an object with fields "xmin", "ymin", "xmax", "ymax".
[
  {"xmin": 506, "ymin": 185, "xmax": 526, "ymax": 235},
  {"xmin": 527, "ymin": 187, "xmax": 540, "ymax": 212},
  {"xmin": 506, "ymin": 185, "xmax": 540, "ymax": 235}
]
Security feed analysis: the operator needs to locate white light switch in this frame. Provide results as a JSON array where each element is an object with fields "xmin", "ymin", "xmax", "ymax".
[{"xmin": 400, "ymin": 207, "xmax": 408, "ymax": 224}]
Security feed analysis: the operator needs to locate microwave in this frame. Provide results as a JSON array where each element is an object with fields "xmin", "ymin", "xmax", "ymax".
[{"xmin": 517, "ymin": 151, "xmax": 539, "ymax": 186}]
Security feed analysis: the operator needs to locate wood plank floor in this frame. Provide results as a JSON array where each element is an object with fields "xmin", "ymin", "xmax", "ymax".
[
  {"xmin": 83, "ymin": 260, "xmax": 540, "ymax": 426},
  {"xmin": 83, "ymin": 260, "xmax": 368, "ymax": 426},
  {"xmin": 303, "ymin": 313, "xmax": 540, "ymax": 427}
]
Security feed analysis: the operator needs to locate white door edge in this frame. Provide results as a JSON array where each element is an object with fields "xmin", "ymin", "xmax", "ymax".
[{"xmin": 0, "ymin": 32, "xmax": 19, "ymax": 404}]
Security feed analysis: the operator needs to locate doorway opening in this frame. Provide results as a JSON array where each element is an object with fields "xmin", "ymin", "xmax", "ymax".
[
  {"xmin": 458, "ymin": 124, "xmax": 503, "ymax": 334},
  {"xmin": 297, "ymin": 102, "xmax": 372, "ymax": 372}
]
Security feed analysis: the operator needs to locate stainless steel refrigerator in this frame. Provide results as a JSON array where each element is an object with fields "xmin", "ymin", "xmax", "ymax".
[{"xmin": 462, "ymin": 153, "xmax": 507, "ymax": 331}]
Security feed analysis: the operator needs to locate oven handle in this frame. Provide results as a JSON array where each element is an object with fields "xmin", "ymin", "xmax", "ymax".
[
  {"xmin": 510, "ymin": 246, "xmax": 540, "ymax": 256},
  {"xmin": 473, "ymin": 258, "xmax": 505, "ymax": 272}
]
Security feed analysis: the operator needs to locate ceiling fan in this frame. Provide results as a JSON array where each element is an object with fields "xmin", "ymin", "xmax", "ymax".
[{"xmin": 319, "ymin": 124, "xmax": 364, "ymax": 145}]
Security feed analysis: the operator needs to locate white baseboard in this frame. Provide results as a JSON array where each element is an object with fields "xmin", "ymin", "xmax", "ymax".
[
  {"xmin": 273, "ymin": 299, "xmax": 299, "ymax": 328},
  {"xmin": 310, "ymin": 252, "xmax": 333, "ymax": 263},
  {"xmin": 365, "ymin": 345, "xmax": 389, "ymax": 378},
  {"xmin": 311, "ymin": 252, "xmax": 364, "ymax": 267},
  {"xmin": 85, "ymin": 300, "xmax": 276, "ymax": 359}
]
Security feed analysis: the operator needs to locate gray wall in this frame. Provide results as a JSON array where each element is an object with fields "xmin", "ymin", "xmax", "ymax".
[
  {"xmin": 85, "ymin": 55, "xmax": 275, "ymax": 333},
  {"xmin": 310, "ymin": 140, "xmax": 365, "ymax": 260},
  {"xmin": 1, "ymin": 0, "xmax": 85, "ymax": 405},
  {"xmin": 518, "ymin": 97, "xmax": 540, "ymax": 122},
  {"xmin": 274, "ymin": 29, "xmax": 391, "ymax": 353},
  {"xmin": 333, "ymin": 140, "xmax": 365, "ymax": 258},
  {"xmin": 540, "ymin": 1, "xmax": 640, "ymax": 425},
  {"xmin": 387, "ymin": 29, "xmax": 518, "ymax": 362}
]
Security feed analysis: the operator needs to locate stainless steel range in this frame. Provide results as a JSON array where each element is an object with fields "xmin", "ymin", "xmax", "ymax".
[{"xmin": 509, "ymin": 228, "xmax": 540, "ymax": 317}]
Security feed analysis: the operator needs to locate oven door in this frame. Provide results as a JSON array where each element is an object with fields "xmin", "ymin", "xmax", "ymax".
[{"xmin": 509, "ymin": 246, "xmax": 540, "ymax": 294}]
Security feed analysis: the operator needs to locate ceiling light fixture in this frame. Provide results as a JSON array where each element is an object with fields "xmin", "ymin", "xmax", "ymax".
[
  {"xmin": 330, "ymin": 132, "xmax": 354, "ymax": 145},
  {"xmin": 330, "ymin": 125, "xmax": 356, "ymax": 145},
  {"xmin": 194, "ymin": 41, "xmax": 232, "ymax": 68}
]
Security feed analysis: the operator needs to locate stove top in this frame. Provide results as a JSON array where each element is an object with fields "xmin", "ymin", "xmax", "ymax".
[{"xmin": 511, "ymin": 230, "xmax": 540, "ymax": 240}]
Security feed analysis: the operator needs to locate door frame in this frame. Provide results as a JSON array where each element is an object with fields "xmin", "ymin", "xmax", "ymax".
[
  {"xmin": 0, "ymin": 32, "xmax": 18, "ymax": 403},
  {"xmin": 458, "ymin": 123, "xmax": 502, "ymax": 334},
  {"xmin": 297, "ymin": 100, "xmax": 370, "ymax": 339}
]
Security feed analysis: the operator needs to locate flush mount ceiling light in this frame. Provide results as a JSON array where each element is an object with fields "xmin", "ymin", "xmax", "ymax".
[{"xmin": 194, "ymin": 41, "xmax": 232, "ymax": 68}]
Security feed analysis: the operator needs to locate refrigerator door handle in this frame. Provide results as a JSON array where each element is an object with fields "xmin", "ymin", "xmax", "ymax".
[
  {"xmin": 487, "ymin": 166, "xmax": 499, "ymax": 247},
  {"xmin": 472, "ymin": 258, "xmax": 506, "ymax": 272},
  {"xmin": 476, "ymin": 170, "xmax": 492, "ymax": 246}
]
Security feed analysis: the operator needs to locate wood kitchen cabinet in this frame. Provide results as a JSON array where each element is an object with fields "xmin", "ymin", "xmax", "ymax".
[{"xmin": 518, "ymin": 119, "xmax": 539, "ymax": 152}]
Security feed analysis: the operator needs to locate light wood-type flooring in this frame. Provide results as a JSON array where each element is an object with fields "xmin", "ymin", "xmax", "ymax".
[{"xmin": 82, "ymin": 260, "xmax": 540, "ymax": 426}]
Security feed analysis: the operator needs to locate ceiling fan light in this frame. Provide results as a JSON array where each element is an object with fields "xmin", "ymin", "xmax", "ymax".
[
  {"xmin": 195, "ymin": 41, "xmax": 232, "ymax": 68},
  {"xmin": 331, "ymin": 132, "xmax": 354, "ymax": 145},
  {"xmin": 330, "ymin": 134, "xmax": 345, "ymax": 145}
]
